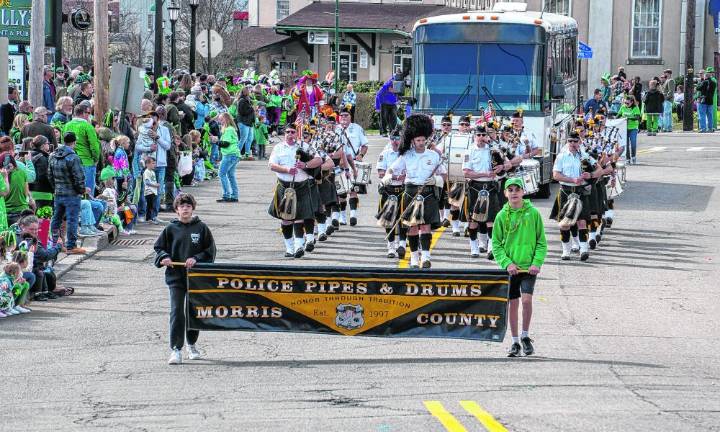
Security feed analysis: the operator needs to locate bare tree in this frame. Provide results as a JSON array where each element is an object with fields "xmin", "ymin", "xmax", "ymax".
[{"xmin": 109, "ymin": 9, "xmax": 154, "ymax": 67}]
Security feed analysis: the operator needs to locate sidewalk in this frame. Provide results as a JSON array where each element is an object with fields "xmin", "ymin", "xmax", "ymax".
[{"xmin": 53, "ymin": 225, "xmax": 118, "ymax": 279}]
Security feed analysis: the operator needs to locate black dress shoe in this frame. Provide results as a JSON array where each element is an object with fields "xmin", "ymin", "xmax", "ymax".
[
  {"xmin": 442, "ymin": 219, "xmax": 450, "ymax": 228},
  {"xmin": 589, "ymin": 239, "xmax": 597, "ymax": 250},
  {"xmin": 396, "ymin": 246, "xmax": 406, "ymax": 258},
  {"xmin": 331, "ymin": 219, "xmax": 339, "ymax": 228},
  {"xmin": 216, "ymin": 198, "xmax": 228, "ymax": 202},
  {"xmin": 580, "ymin": 252, "xmax": 589, "ymax": 261},
  {"xmin": 326, "ymin": 225, "xmax": 335, "ymax": 236},
  {"xmin": 305, "ymin": 242, "xmax": 315, "ymax": 252},
  {"xmin": 284, "ymin": 252, "xmax": 293, "ymax": 258},
  {"xmin": 294, "ymin": 248, "xmax": 305, "ymax": 258},
  {"xmin": 33, "ymin": 293, "xmax": 48, "ymax": 301},
  {"xmin": 421, "ymin": 260, "xmax": 431, "ymax": 269},
  {"xmin": 318, "ymin": 233, "xmax": 328, "ymax": 242},
  {"xmin": 226, "ymin": 198, "xmax": 239, "ymax": 202},
  {"xmin": 350, "ymin": 217, "xmax": 357, "ymax": 226}
]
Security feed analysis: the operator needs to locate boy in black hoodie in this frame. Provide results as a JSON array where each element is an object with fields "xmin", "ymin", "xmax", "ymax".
[{"xmin": 154, "ymin": 193, "xmax": 216, "ymax": 365}]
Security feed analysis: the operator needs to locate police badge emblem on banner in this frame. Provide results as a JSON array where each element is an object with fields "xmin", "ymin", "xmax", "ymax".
[{"xmin": 186, "ymin": 264, "xmax": 509, "ymax": 342}]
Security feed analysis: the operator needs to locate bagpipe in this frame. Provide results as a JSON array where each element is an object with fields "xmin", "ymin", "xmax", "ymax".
[{"xmin": 277, "ymin": 152, "xmax": 301, "ymax": 221}]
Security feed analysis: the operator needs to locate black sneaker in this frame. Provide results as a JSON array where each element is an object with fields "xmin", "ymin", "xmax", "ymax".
[
  {"xmin": 318, "ymin": 233, "xmax": 328, "ymax": 242},
  {"xmin": 326, "ymin": 225, "xmax": 335, "ymax": 236},
  {"xmin": 294, "ymin": 248, "xmax": 305, "ymax": 258},
  {"xmin": 507, "ymin": 342, "xmax": 521, "ymax": 357},
  {"xmin": 580, "ymin": 251, "xmax": 589, "ymax": 261},
  {"xmin": 520, "ymin": 336, "xmax": 534, "ymax": 356},
  {"xmin": 487, "ymin": 251, "xmax": 494, "ymax": 261},
  {"xmin": 305, "ymin": 242, "xmax": 315, "ymax": 252},
  {"xmin": 350, "ymin": 217, "xmax": 357, "ymax": 226},
  {"xmin": 442, "ymin": 219, "xmax": 450, "ymax": 228},
  {"xmin": 589, "ymin": 239, "xmax": 597, "ymax": 250},
  {"xmin": 396, "ymin": 246, "xmax": 406, "ymax": 259},
  {"xmin": 331, "ymin": 219, "xmax": 339, "ymax": 228},
  {"xmin": 216, "ymin": 197, "xmax": 228, "ymax": 202}
]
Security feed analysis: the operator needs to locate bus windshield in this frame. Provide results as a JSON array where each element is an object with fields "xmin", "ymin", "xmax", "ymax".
[{"xmin": 415, "ymin": 43, "xmax": 542, "ymax": 113}]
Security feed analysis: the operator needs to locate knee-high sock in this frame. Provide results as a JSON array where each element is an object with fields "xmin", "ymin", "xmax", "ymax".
[
  {"xmin": 579, "ymin": 228, "xmax": 589, "ymax": 242},
  {"xmin": 293, "ymin": 222, "xmax": 305, "ymax": 239},
  {"xmin": 408, "ymin": 234, "xmax": 419, "ymax": 252},
  {"xmin": 450, "ymin": 209, "xmax": 460, "ymax": 220},
  {"xmin": 340, "ymin": 201, "xmax": 347, "ymax": 211},
  {"xmin": 560, "ymin": 230, "xmax": 571, "ymax": 242},
  {"xmin": 386, "ymin": 228, "xmax": 396, "ymax": 243},
  {"xmin": 420, "ymin": 233, "xmax": 432, "ymax": 251},
  {"xmin": 570, "ymin": 224, "xmax": 578, "ymax": 237},
  {"xmin": 349, "ymin": 197, "xmax": 358, "ymax": 210},
  {"xmin": 303, "ymin": 219, "xmax": 315, "ymax": 241},
  {"xmin": 468, "ymin": 227, "xmax": 478, "ymax": 240},
  {"xmin": 281, "ymin": 224, "xmax": 293, "ymax": 239},
  {"xmin": 478, "ymin": 223, "xmax": 488, "ymax": 234},
  {"xmin": 398, "ymin": 226, "xmax": 408, "ymax": 242}
]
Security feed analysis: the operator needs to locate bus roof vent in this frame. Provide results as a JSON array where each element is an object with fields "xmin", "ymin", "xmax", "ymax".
[{"xmin": 492, "ymin": 2, "xmax": 528, "ymax": 13}]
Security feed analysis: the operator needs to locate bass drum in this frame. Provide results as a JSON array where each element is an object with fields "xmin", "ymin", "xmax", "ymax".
[{"xmin": 445, "ymin": 133, "xmax": 473, "ymax": 182}]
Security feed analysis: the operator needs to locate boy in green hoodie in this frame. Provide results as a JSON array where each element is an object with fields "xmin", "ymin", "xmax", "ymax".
[{"xmin": 491, "ymin": 177, "xmax": 547, "ymax": 357}]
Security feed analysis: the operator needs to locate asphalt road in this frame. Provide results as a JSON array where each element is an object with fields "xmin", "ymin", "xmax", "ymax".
[{"xmin": 2, "ymin": 131, "xmax": 720, "ymax": 431}]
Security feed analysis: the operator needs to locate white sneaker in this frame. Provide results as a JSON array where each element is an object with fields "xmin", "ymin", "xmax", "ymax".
[
  {"xmin": 187, "ymin": 344, "xmax": 202, "ymax": 360},
  {"xmin": 120, "ymin": 229, "xmax": 131, "ymax": 236},
  {"xmin": 168, "ymin": 349, "xmax": 183, "ymax": 365},
  {"xmin": 6, "ymin": 307, "xmax": 20, "ymax": 315},
  {"xmin": 14, "ymin": 305, "xmax": 31, "ymax": 314},
  {"xmin": 128, "ymin": 229, "xmax": 137, "ymax": 235}
]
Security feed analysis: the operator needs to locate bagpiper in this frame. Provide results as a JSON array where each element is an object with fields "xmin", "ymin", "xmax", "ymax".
[
  {"xmin": 382, "ymin": 114, "xmax": 446, "ymax": 269},
  {"xmin": 376, "ymin": 127, "xmax": 407, "ymax": 259},
  {"xmin": 336, "ymin": 106, "xmax": 369, "ymax": 226}
]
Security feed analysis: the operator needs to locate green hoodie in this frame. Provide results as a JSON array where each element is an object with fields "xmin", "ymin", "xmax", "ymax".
[
  {"xmin": 491, "ymin": 199, "xmax": 547, "ymax": 271},
  {"xmin": 63, "ymin": 118, "xmax": 101, "ymax": 167}
]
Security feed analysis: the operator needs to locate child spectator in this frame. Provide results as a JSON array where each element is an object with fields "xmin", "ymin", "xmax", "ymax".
[
  {"xmin": 254, "ymin": 113, "xmax": 269, "ymax": 160},
  {"xmin": 154, "ymin": 193, "xmax": 216, "ymax": 365},
  {"xmin": 144, "ymin": 156, "xmax": 160, "ymax": 224},
  {"xmin": 10, "ymin": 250, "xmax": 32, "ymax": 312},
  {"xmin": 111, "ymin": 135, "xmax": 132, "ymax": 199},
  {"xmin": 0, "ymin": 262, "xmax": 21, "ymax": 317}
]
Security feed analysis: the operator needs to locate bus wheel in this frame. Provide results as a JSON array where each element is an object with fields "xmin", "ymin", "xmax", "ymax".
[{"xmin": 536, "ymin": 183, "xmax": 551, "ymax": 199}]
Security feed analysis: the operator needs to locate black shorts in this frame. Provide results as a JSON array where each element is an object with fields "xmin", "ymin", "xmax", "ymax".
[{"xmin": 509, "ymin": 273, "xmax": 536, "ymax": 300}]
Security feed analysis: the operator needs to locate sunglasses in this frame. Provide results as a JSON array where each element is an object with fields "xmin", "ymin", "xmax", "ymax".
[
  {"xmin": 568, "ymin": 139, "xmax": 580, "ymax": 143},
  {"xmin": 475, "ymin": 133, "xmax": 487, "ymax": 137},
  {"xmin": 441, "ymin": 122, "xmax": 452, "ymax": 126},
  {"xmin": 390, "ymin": 136, "xmax": 401, "ymax": 141},
  {"xmin": 286, "ymin": 130, "xmax": 297, "ymax": 134},
  {"xmin": 460, "ymin": 122, "xmax": 470, "ymax": 126}
]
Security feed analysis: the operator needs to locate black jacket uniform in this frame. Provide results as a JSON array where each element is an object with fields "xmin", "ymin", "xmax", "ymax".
[
  {"xmin": 154, "ymin": 216, "xmax": 216, "ymax": 287},
  {"xmin": 47, "ymin": 145, "xmax": 86, "ymax": 197}
]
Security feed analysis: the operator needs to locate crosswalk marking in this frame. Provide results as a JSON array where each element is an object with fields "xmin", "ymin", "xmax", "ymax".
[
  {"xmin": 424, "ymin": 401, "xmax": 468, "ymax": 432},
  {"xmin": 460, "ymin": 401, "xmax": 509, "ymax": 432}
]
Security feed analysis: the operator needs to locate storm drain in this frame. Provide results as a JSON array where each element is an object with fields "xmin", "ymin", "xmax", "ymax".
[{"xmin": 111, "ymin": 238, "xmax": 155, "ymax": 246}]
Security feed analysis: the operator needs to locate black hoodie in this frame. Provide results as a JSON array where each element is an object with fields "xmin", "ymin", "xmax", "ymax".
[{"xmin": 154, "ymin": 216, "xmax": 216, "ymax": 287}]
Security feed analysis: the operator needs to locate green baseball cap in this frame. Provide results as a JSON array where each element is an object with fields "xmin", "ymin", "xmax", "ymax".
[{"xmin": 505, "ymin": 177, "xmax": 525, "ymax": 191}]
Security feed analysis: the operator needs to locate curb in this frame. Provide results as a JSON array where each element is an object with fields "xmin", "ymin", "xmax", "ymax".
[{"xmin": 54, "ymin": 226, "xmax": 117, "ymax": 279}]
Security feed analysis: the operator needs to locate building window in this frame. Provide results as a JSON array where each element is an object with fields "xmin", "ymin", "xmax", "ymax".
[
  {"xmin": 543, "ymin": 0, "xmax": 571, "ymax": 16},
  {"xmin": 277, "ymin": 0, "xmax": 290, "ymax": 21},
  {"xmin": 631, "ymin": 0, "xmax": 662, "ymax": 58},
  {"xmin": 147, "ymin": 13, "xmax": 153, "ymax": 32},
  {"xmin": 393, "ymin": 46, "xmax": 412, "ymax": 77}
]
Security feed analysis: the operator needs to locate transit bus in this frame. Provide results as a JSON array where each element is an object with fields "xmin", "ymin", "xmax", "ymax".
[{"xmin": 411, "ymin": 2, "xmax": 578, "ymax": 197}]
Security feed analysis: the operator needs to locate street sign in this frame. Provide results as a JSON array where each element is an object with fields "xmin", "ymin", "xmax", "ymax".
[
  {"xmin": 308, "ymin": 31, "xmax": 329, "ymax": 45},
  {"xmin": 578, "ymin": 41, "xmax": 592, "ymax": 59},
  {"xmin": 70, "ymin": 8, "xmax": 92, "ymax": 31},
  {"xmin": 109, "ymin": 63, "xmax": 146, "ymax": 115},
  {"xmin": 196, "ymin": 29, "xmax": 223, "ymax": 58},
  {"xmin": 8, "ymin": 55, "xmax": 25, "ymax": 100}
]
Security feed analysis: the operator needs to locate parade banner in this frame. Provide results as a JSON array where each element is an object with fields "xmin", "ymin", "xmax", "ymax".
[{"xmin": 187, "ymin": 264, "xmax": 509, "ymax": 342}]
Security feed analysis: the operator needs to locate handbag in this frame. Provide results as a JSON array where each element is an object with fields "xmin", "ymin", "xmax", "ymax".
[{"xmin": 218, "ymin": 140, "xmax": 231, "ymax": 149}]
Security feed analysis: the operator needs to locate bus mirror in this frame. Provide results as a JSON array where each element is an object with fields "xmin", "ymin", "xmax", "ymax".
[{"xmin": 551, "ymin": 83, "xmax": 565, "ymax": 100}]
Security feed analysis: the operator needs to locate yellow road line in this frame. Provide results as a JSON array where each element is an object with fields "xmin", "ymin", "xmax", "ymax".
[
  {"xmin": 460, "ymin": 401, "xmax": 509, "ymax": 432},
  {"xmin": 398, "ymin": 227, "xmax": 446, "ymax": 269},
  {"xmin": 424, "ymin": 401, "xmax": 468, "ymax": 432}
]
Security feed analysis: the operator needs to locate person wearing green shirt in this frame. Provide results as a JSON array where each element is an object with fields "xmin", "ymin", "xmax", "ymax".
[
  {"xmin": 0, "ymin": 166, "xmax": 9, "ymax": 231},
  {"xmin": 2, "ymin": 154, "xmax": 34, "ymax": 225},
  {"xmin": 63, "ymin": 105, "xmax": 101, "ymax": 192},
  {"xmin": 617, "ymin": 95, "xmax": 641, "ymax": 164},
  {"xmin": 254, "ymin": 114, "xmax": 269, "ymax": 160},
  {"xmin": 216, "ymin": 113, "xmax": 240, "ymax": 202},
  {"xmin": 491, "ymin": 177, "xmax": 547, "ymax": 358}
]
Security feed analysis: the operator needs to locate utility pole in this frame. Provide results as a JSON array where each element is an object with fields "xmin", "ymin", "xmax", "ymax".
[
  {"xmin": 207, "ymin": 0, "xmax": 213, "ymax": 74},
  {"xmin": 154, "ymin": 0, "xmax": 164, "ymax": 79},
  {"xmin": 28, "ymin": 0, "xmax": 45, "ymax": 107},
  {"xmin": 94, "ymin": 0, "xmax": 110, "ymax": 120},
  {"xmin": 53, "ymin": 0, "xmax": 63, "ymax": 69},
  {"xmin": 334, "ymin": 0, "xmax": 340, "ymax": 94},
  {"xmin": 683, "ymin": 0, "xmax": 696, "ymax": 132}
]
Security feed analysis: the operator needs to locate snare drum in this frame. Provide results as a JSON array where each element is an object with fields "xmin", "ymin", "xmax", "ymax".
[
  {"xmin": 519, "ymin": 158, "xmax": 541, "ymax": 185},
  {"xmin": 445, "ymin": 133, "xmax": 473, "ymax": 182},
  {"xmin": 509, "ymin": 171, "xmax": 539, "ymax": 194},
  {"xmin": 353, "ymin": 162, "xmax": 372, "ymax": 186},
  {"xmin": 334, "ymin": 168, "xmax": 350, "ymax": 195}
]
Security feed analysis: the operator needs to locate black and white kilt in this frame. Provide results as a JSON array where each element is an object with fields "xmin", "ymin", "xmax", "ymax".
[
  {"xmin": 268, "ymin": 178, "xmax": 317, "ymax": 221},
  {"xmin": 400, "ymin": 184, "xmax": 442, "ymax": 229},
  {"xmin": 318, "ymin": 174, "xmax": 338, "ymax": 207},
  {"xmin": 549, "ymin": 184, "xmax": 592, "ymax": 222},
  {"xmin": 461, "ymin": 180, "xmax": 502, "ymax": 223},
  {"xmin": 376, "ymin": 184, "xmax": 404, "ymax": 218}
]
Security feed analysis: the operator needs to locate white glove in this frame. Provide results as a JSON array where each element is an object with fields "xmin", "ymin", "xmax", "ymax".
[{"xmin": 382, "ymin": 173, "xmax": 393, "ymax": 186}]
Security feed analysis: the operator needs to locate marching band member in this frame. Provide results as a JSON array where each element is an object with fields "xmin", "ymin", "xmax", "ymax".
[
  {"xmin": 550, "ymin": 131, "xmax": 603, "ymax": 261},
  {"xmin": 383, "ymin": 114, "xmax": 446, "ymax": 269},
  {"xmin": 268, "ymin": 123, "xmax": 323, "ymax": 258},
  {"xmin": 316, "ymin": 115, "xmax": 341, "ymax": 239},
  {"xmin": 336, "ymin": 107, "xmax": 369, "ymax": 226},
  {"xmin": 510, "ymin": 111, "xmax": 541, "ymax": 162},
  {"xmin": 462, "ymin": 125, "xmax": 510, "ymax": 259},
  {"xmin": 431, "ymin": 116, "xmax": 454, "ymax": 227},
  {"xmin": 321, "ymin": 116, "xmax": 349, "ymax": 231},
  {"xmin": 376, "ymin": 129, "xmax": 407, "ymax": 258},
  {"xmin": 458, "ymin": 114, "xmax": 472, "ymax": 134}
]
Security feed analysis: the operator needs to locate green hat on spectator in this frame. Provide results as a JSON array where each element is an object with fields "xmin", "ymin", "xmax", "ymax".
[
  {"xmin": 99, "ymin": 165, "xmax": 115, "ymax": 182},
  {"xmin": 504, "ymin": 177, "xmax": 525, "ymax": 191},
  {"xmin": 706, "ymin": 67, "xmax": 716, "ymax": 73}
]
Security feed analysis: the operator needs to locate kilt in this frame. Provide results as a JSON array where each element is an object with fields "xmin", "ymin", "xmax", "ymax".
[
  {"xmin": 318, "ymin": 174, "xmax": 338, "ymax": 207},
  {"xmin": 590, "ymin": 178, "xmax": 608, "ymax": 215},
  {"xmin": 310, "ymin": 181, "xmax": 322, "ymax": 214},
  {"xmin": 461, "ymin": 180, "xmax": 502, "ymax": 223},
  {"xmin": 268, "ymin": 178, "xmax": 317, "ymax": 221},
  {"xmin": 400, "ymin": 184, "xmax": 441, "ymax": 229},
  {"xmin": 549, "ymin": 184, "xmax": 591, "ymax": 222},
  {"xmin": 377, "ymin": 184, "xmax": 404, "ymax": 217}
]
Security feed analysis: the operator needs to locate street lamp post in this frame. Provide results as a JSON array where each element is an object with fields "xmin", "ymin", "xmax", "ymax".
[
  {"xmin": 189, "ymin": 0, "xmax": 200, "ymax": 74},
  {"xmin": 168, "ymin": 2, "xmax": 180, "ymax": 71}
]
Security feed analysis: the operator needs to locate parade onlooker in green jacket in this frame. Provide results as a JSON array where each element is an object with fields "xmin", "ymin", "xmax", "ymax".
[
  {"xmin": 63, "ymin": 105, "xmax": 101, "ymax": 193},
  {"xmin": 254, "ymin": 114, "xmax": 269, "ymax": 160},
  {"xmin": 492, "ymin": 178, "xmax": 547, "ymax": 358}
]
